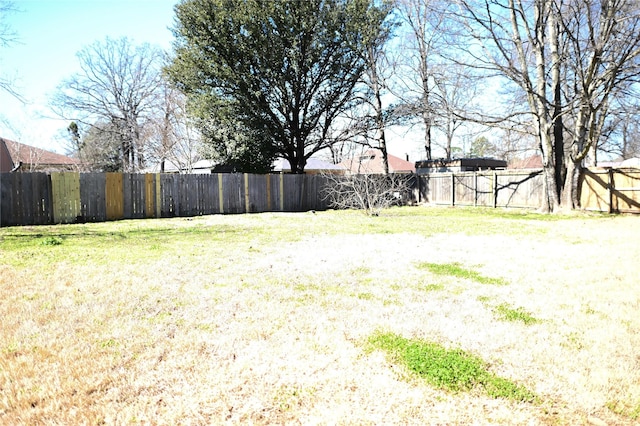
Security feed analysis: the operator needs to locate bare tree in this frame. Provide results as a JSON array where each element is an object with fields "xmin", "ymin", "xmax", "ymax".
[
  {"xmin": 598, "ymin": 94, "xmax": 640, "ymax": 160},
  {"xmin": 431, "ymin": 63, "xmax": 483, "ymax": 159},
  {"xmin": 454, "ymin": 0, "xmax": 640, "ymax": 211},
  {"xmin": 0, "ymin": 1, "xmax": 23, "ymax": 102},
  {"xmin": 394, "ymin": 0, "xmax": 457, "ymax": 160},
  {"xmin": 146, "ymin": 82, "xmax": 202, "ymax": 173},
  {"xmin": 51, "ymin": 37, "xmax": 164, "ymax": 172},
  {"xmin": 340, "ymin": 2, "xmax": 397, "ymax": 174}
]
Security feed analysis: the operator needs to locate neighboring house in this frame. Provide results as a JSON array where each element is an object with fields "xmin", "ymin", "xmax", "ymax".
[
  {"xmin": 0, "ymin": 137, "xmax": 79, "ymax": 172},
  {"xmin": 340, "ymin": 149, "xmax": 415, "ymax": 174},
  {"xmin": 508, "ymin": 155, "xmax": 543, "ymax": 169},
  {"xmin": 273, "ymin": 157, "xmax": 345, "ymax": 174},
  {"xmin": 597, "ymin": 158, "xmax": 640, "ymax": 168},
  {"xmin": 416, "ymin": 157, "xmax": 507, "ymax": 174},
  {"xmin": 143, "ymin": 158, "xmax": 214, "ymax": 174}
]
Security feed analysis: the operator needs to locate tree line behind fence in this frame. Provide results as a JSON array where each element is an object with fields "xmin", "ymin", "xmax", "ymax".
[{"xmin": 1, "ymin": 169, "xmax": 639, "ymax": 226}]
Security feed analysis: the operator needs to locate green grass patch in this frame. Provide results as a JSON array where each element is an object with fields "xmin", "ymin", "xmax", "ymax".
[
  {"xmin": 422, "ymin": 283, "xmax": 445, "ymax": 292},
  {"xmin": 39, "ymin": 236, "xmax": 63, "ymax": 246},
  {"xmin": 366, "ymin": 331, "xmax": 537, "ymax": 403},
  {"xmin": 416, "ymin": 262, "xmax": 508, "ymax": 286},
  {"xmin": 493, "ymin": 303, "xmax": 539, "ymax": 325}
]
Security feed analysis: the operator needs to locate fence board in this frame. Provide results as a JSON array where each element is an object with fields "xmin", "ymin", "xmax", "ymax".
[
  {"xmin": 106, "ymin": 172, "xmax": 124, "ymax": 220},
  {"xmin": 221, "ymin": 173, "xmax": 244, "ymax": 214},
  {"xmin": 247, "ymin": 173, "xmax": 268, "ymax": 212},
  {"xmin": 123, "ymin": 173, "xmax": 146, "ymax": 219},
  {"xmin": 145, "ymin": 174, "xmax": 155, "ymax": 218},
  {"xmin": 51, "ymin": 172, "xmax": 81, "ymax": 224},
  {"xmin": 29, "ymin": 173, "xmax": 53, "ymax": 225},
  {"xmin": 159, "ymin": 174, "xmax": 176, "ymax": 217},
  {"xmin": 80, "ymin": 173, "xmax": 107, "ymax": 222}
]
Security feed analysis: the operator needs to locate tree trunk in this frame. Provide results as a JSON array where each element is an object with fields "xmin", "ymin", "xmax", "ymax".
[
  {"xmin": 561, "ymin": 158, "xmax": 581, "ymax": 209},
  {"xmin": 423, "ymin": 110, "xmax": 432, "ymax": 160},
  {"xmin": 549, "ymin": 6, "xmax": 565, "ymax": 201}
]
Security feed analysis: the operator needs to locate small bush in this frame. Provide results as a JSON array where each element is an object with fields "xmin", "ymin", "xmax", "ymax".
[{"xmin": 321, "ymin": 173, "xmax": 412, "ymax": 216}]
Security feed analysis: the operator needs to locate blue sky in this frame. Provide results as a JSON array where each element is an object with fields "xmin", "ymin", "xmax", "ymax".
[
  {"xmin": 0, "ymin": 0, "xmax": 430, "ymax": 162},
  {"xmin": 0, "ymin": 0, "xmax": 177, "ymax": 153}
]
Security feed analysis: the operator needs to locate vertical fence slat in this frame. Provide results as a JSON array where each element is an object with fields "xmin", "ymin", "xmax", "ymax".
[
  {"xmin": 51, "ymin": 172, "xmax": 80, "ymax": 224},
  {"xmin": 106, "ymin": 172, "xmax": 124, "ymax": 221}
]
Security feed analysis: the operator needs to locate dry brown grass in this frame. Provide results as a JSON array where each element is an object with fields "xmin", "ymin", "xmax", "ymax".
[{"xmin": 1, "ymin": 207, "xmax": 639, "ymax": 425}]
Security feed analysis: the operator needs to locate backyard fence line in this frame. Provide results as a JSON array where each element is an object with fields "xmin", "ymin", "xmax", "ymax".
[
  {"xmin": 416, "ymin": 168, "xmax": 640, "ymax": 213},
  {"xmin": 0, "ymin": 172, "xmax": 331, "ymax": 227},
  {"xmin": 1, "ymin": 168, "xmax": 639, "ymax": 227},
  {"xmin": 415, "ymin": 169, "xmax": 544, "ymax": 209}
]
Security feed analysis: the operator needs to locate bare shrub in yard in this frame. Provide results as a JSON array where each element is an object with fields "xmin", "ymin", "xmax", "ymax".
[{"xmin": 321, "ymin": 172, "xmax": 413, "ymax": 215}]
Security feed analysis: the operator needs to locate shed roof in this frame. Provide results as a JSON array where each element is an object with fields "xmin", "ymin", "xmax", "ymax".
[{"xmin": 416, "ymin": 157, "xmax": 507, "ymax": 170}]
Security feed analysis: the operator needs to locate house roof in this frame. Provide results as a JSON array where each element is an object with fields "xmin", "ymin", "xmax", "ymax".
[
  {"xmin": 508, "ymin": 155, "xmax": 543, "ymax": 169},
  {"xmin": 273, "ymin": 157, "xmax": 345, "ymax": 172},
  {"xmin": 1, "ymin": 137, "xmax": 79, "ymax": 172},
  {"xmin": 340, "ymin": 149, "xmax": 415, "ymax": 174},
  {"xmin": 0, "ymin": 137, "xmax": 12, "ymax": 172}
]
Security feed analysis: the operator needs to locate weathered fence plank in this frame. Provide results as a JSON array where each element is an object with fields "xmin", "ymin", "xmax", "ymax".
[
  {"xmin": 0, "ymin": 172, "xmax": 52, "ymax": 226},
  {"xmin": 106, "ymin": 173, "xmax": 124, "ymax": 220},
  {"xmin": 80, "ymin": 173, "xmax": 107, "ymax": 222},
  {"xmin": 51, "ymin": 172, "xmax": 81, "ymax": 224},
  {"xmin": 145, "ymin": 174, "xmax": 155, "ymax": 218}
]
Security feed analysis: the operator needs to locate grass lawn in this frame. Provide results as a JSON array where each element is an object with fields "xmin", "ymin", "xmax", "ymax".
[{"xmin": 1, "ymin": 206, "xmax": 639, "ymax": 424}]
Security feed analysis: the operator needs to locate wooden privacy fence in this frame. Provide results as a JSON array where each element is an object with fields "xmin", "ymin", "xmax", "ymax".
[
  {"xmin": 2, "ymin": 168, "xmax": 639, "ymax": 226},
  {"xmin": 580, "ymin": 168, "xmax": 640, "ymax": 213},
  {"xmin": 0, "ymin": 172, "xmax": 331, "ymax": 227},
  {"xmin": 416, "ymin": 170, "xmax": 544, "ymax": 208}
]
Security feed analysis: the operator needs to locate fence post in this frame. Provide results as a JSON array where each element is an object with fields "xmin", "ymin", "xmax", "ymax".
[
  {"xmin": 266, "ymin": 174, "xmax": 272, "ymax": 211},
  {"xmin": 218, "ymin": 173, "xmax": 224, "ymax": 213},
  {"xmin": 608, "ymin": 168, "xmax": 614, "ymax": 214},
  {"xmin": 280, "ymin": 174, "xmax": 285, "ymax": 211},
  {"xmin": 155, "ymin": 173, "xmax": 161, "ymax": 218},
  {"xmin": 493, "ymin": 171, "xmax": 498, "ymax": 208},
  {"xmin": 450, "ymin": 173, "xmax": 455, "ymax": 206},
  {"xmin": 244, "ymin": 173, "xmax": 250, "ymax": 213},
  {"xmin": 474, "ymin": 172, "xmax": 478, "ymax": 207}
]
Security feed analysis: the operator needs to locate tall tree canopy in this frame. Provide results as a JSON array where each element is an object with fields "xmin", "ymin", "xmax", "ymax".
[
  {"xmin": 166, "ymin": 0, "xmax": 392, "ymax": 173},
  {"xmin": 52, "ymin": 37, "xmax": 164, "ymax": 172}
]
